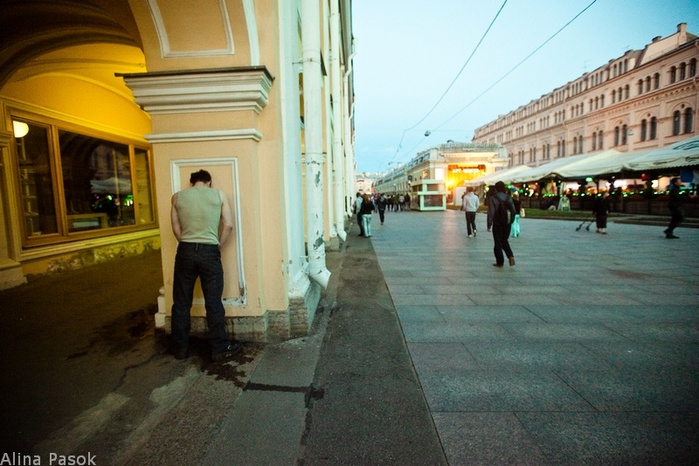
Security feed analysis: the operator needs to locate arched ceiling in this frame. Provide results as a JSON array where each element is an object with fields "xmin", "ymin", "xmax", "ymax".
[{"xmin": 0, "ymin": 0, "xmax": 144, "ymax": 88}]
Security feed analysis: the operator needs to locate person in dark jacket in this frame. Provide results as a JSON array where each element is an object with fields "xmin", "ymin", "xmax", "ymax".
[
  {"xmin": 663, "ymin": 177, "xmax": 684, "ymax": 239},
  {"xmin": 377, "ymin": 193, "xmax": 387, "ymax": 225},
  {"xmin": 360, "ymin": 193, "xmax": 374, "ymax": 237},
  {"xmin": 354, "ymin": 192, "xmax": 365, "ymax": 236},
  {"xmin": 487, "ymin": 181, "xmax": 517, "ymax": 267},
  {"xmin": 592, "ymin": 192, "xmax": 611, "ymax": 234}
]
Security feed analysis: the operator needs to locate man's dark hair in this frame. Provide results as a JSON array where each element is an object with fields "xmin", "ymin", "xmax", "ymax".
[
  {"xmin": 495, "ymin": 181, "xmax": 507, "ymax": 193},
  {"xmin": 190, "ymin": 169, "xmax": 212, "ymax": 185}
]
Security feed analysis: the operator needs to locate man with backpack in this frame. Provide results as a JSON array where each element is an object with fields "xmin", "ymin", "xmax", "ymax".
[{"xmin": 487, "ymin": 181, "xmax": 517, "ymax": 267}]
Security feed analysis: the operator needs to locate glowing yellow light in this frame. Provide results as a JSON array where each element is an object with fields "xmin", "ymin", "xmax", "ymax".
[{"xmin": 12, "ymin": 121, "xmax": 29, "ymax": 138}]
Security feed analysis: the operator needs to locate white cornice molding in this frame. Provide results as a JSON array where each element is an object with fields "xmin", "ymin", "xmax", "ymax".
[
  {"xmin": 146, "ymin": 129, "xmax": 263, "ymax": 143},
  {"xmin": 122, "ymin": 67, "xmax": 273, "ymax": 114}
]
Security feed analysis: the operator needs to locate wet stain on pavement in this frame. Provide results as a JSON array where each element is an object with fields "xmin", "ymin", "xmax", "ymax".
[
  {"xmin": 244, "ymin": 381, "xmax": 325, "ymax": 407},
  {"xmin": 202, "ymin": 344, "xmax": 262, "ymax": 387},
  {"xmin": 65, "ymin": 303, "xmax": 160, "ymax": 360},
  {"xmin": 610, "ymin": 269, "xmax": 648, "ymax": 279}
]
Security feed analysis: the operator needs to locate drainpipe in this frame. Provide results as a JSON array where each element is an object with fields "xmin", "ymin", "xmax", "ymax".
[
  {"xmin": 302, "ymin": 0, "xmax": 331, "ymax": 288},
  {"xmin": 330, "ymin": 0, "xmax": 346, "ymax": 241},
  {"xmin": 343, "ymin": 42, "xmax": 356, "ymax": 217}
]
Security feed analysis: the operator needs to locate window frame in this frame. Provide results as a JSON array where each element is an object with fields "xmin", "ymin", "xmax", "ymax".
[
  {"xmin": 684, "ymin": 108, "xmax": 694, "ymax": 134},
  {"xmin": 10, "ymin": 110, "xmax": 157, "ymax": 248},
  {"xmin": 672, "ymin": 110, "xmax": 681, "ymax": 136}
]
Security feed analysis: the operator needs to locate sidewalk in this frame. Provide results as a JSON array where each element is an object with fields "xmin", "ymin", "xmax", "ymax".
[
  {"xmin": 366, "ymin": 210, "xmax": 699, "ymax": 465},
  {"xmin": 1, "ymin": 212, "xmax": 698, "ymax": 464}
]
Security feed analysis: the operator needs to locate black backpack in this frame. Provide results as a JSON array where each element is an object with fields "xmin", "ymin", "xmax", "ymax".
[{"xmin": 493, "ymin": 197, "xmax": 512, "ymax": 225}]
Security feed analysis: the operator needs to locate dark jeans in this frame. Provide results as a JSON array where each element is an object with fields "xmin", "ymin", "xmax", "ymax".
[
  {"xmin": 357, "ymin": 213, "xmax": 365, "ymax": 235},
  {"xmin": 465, "ymin": 211, "xmax": 477, "ymax": 235},
  {"xmin": 492, "ymin": 223, "xmax": 514, "ymax": 265},
  {"xmin": 666, "ymin": 207, "xmax": 684, "ymax": 234},
  {"xmin": 595, "ymin": 214, "xmax": 607, "ymax": 229},
  {"xmin": 378, "ymin": 208, "xmax": 385, "ymax": 224},
  {"xmin": 171, "ymin": 242, "xmax": 229, "ymax": 354}
]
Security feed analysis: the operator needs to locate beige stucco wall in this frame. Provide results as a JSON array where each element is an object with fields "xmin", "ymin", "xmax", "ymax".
[
  {"xmin": 126, "ymin": 0, "xmax": 305, "ymax": 340},
  {"xmin": 0, "ymin": 0, "xmax": 353, "ymax": 342}
]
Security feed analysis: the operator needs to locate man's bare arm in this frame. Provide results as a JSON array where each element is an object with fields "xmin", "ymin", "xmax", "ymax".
[
  {"xmin": 171, "ymin": 193, "xmax": 182, "ymax": 242},
  {"xmin": 218, "ymin": 190, "xmax": 234, "ymax": 247}
]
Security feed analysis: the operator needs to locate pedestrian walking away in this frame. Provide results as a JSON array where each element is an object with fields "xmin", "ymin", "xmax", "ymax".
[
  {"xmin": 360, "ymin": 193, "xmax": 374, "ymax": 237},
  {"xmin": 461, "ymin": 187, "xmax": 480, "ymax": 237},
  {"xmin": 377, "ymin": 193, "xmax": 387, "ymax": 225},
  {"xmin": 664, "ymin": 177, "xmax": 684, "ymax": 239},
  {"xmin": 511, "ymin": 191, "xmax": 522, "ymax": 237},
  {"xmin": 487, "ymin": 181, "xmax": 517, "ymax": 267},
  {"xmin": 592, "ymin": 192, "xmax": 610, "ymax": 234},
  {"xmin": 355, "ymin": 192, "xmax": 365, "ymax": 236},
  {"xmin": 170, "ymin": 169, "xmax": 242, "ymax": 362}
]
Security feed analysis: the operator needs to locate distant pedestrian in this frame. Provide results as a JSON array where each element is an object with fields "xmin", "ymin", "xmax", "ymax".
[
  {"xmin": 592, "ymin": 192, "xmax": 610, "ymax": 234},
  {"xmin": 487, "ymin": 181, "xmax": 517, "ymax": 267},
  {"xmin": 511, "ymin": 191, "xmax": 522, "ymax": 237},
  {"xmin": 355, "ymin": 192, "xmax": 365, "ymax": 236},
  {"xmin": 461, "ymin": 187, "xmax": 480, "ymax": 237},
  {"xmin": 360, "ymin": 193, "xmax": 374, "ymax": 237},
  {"xmin": 377, "ymin": 193, "xmax": 387, "ymax": 225},
  {"xmin": 404, "ymin": 193, "xmax": 411, "ymax": 210},
  {"xmin": 664, "ymin": 177, "xmax": 684, "ymax": 239}
]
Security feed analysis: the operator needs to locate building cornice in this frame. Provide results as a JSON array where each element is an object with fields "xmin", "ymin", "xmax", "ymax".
[{"xmin": 120, "ymin": 66, "xmax": 274, "ymax": 114}]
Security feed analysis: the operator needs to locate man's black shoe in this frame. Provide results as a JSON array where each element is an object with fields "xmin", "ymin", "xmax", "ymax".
[
  {"xmin": 173, "ymin": 348, "xmax": 189, "ymax": 360},
  {"xmin": 666, "ymin": 234, "xmax": 680, "ymax": 239},
  {"xmin": 212, "ymin": 341, "xmax": 243, "ymax": 362}
]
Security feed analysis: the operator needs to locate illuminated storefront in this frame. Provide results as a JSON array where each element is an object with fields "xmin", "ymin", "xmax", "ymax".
[{"xmin": 373, "ymin": 142, "xmax": 508, "ymax": 210}]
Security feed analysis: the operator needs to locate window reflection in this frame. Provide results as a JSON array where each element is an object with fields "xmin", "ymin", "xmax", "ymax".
[
  {"xmin": 15, "ymin": 122, "xmax": 58, "ymax": 236},
  {"xmin": 134, "ymin": 148, "xmax": 154, "ymax": 224},
  {"xmin": 60, "ymin": 131, "xmax": 134, "ymax": 231},
  {"xmin": 12, "ymin": 114, "xmax": 155, "ymax": 244}
]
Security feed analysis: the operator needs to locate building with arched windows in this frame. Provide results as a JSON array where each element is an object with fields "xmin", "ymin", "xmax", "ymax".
[
  {"xmin": 373, "ymin": 142, "xmax": 508, "ymax": 210},
  {"xmin": 0, "ymin": 1, "xmax": 356, "ymax": 342},
  {"xmin": 472, "ymin": 23, "xmax": 698, "ymax": 171}
]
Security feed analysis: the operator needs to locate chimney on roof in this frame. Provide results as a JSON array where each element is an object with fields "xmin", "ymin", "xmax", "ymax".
[{"xmin": 677, "ymin": 22, "xmax": 687, "ymax": 44}]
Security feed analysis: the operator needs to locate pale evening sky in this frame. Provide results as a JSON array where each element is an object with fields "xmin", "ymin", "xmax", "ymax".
[{"xmin": 351, "ymin": 0, "xmax": 699, "ymax": 175}]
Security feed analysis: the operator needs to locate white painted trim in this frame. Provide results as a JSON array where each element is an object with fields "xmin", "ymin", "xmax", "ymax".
[
  {"xmin": 171, "ymin": 157, "xmax": 246, "ymax": 306},
  {"xmin": 242, "ymin": 0, "xmax": 260, "ymax": 65},
  {"xmin": 147, "ymin": 0, "xmax": 235, "ymax": 58},
  {"xmin": 123, "ymin": 68, "xmax": 273, "ymax": 115},
  {"xmin": 146, "ymin": 129, "xmax": 263, "ymax": 143}
]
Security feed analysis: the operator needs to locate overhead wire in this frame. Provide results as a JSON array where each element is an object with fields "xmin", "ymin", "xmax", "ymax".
[
  {"xmin": 433, "ymin": 0, "xmax": 598, "ymax": 132},
  {"xmin": 388, "ymin": 0, "xmax": 509, "ymax": 167}
]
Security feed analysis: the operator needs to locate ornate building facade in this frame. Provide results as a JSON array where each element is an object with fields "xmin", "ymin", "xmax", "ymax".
[
  {"xmin": 0, "ymin": 0, "xmax": 356, "ymax": 342},
  {"xmin": 472, "ymin": 23, "xmax": 698, "ymax": 170}
]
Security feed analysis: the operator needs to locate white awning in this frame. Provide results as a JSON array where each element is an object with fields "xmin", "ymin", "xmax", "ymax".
[
  {"xmin": 507, "ymin": 150, "xmax": 614, "ymax": 183},
  {"xmin": 624, "ymin": 135, "xmax": 699, "ymax": 171},
  {"xmin": 551, "ymin": 149, "xmax": 631, "ymax": 179},
  {"xmin": 465, "ymin": 164, "xmax": 533, "ymax": 186}
]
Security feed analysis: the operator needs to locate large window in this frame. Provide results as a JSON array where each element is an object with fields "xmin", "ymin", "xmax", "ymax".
[
  {"xmin": 12, "ymin": 114, "xmax": 155, "ymax": 246},
  {"xmin": 684, "ymin": 108, "xmax": 694, "ymax": 134},
  {"xmin": 673, "ymin": 111, "xmax": 681, "ymax": 136}
]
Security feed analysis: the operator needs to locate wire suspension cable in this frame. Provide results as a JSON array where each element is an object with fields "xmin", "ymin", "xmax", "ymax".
[
  {"xmin": 434, "ymin": 0, "xmax": 598, "ymax": 131},
  {"xmin": 390, "ymin": 0, "xmax": 509, "ymax": 164}
]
